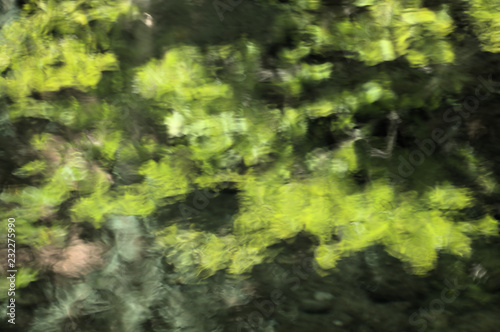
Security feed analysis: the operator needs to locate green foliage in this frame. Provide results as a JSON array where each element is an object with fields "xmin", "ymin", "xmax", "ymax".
[
  {"xmin": 0, "ymin": 0, "xmax": 133, "ymax": 129},
  {"xmin": 155, "ymin": 139, "xmax": 497, "ymax": 279},
  {"xmin": 0, "ymin": 267, "xmax": 38, "ymax": 300},
  {"xmin": 1, "ymin": 0, "xmax": 499, "ymax": 291},
  {"xmin": 456, "ymin": 144, "xmax": 498, "ymax": 194},
  {"xmin": 233, "ymin": 167, "xmax": 496, "ymax": 275},
  {"xmin": 134, "ymin": 46, "xmax": 233, "ymax": 108},
  {"xmin": 330, "ymin": 2, "xmax": 455, "ymax": 67},
  {"xmin": 467, "ymin": 0, "xmax": 500, "ymax": 53}
]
